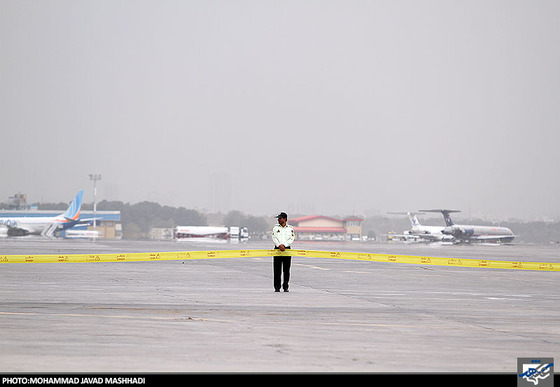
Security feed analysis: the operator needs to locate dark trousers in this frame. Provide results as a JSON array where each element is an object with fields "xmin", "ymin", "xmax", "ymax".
[{"xmin": 274, "ymin": 246, "xmax": 291, "ymax": 291}]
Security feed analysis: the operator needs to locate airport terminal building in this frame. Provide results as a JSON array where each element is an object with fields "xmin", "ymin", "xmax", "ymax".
[{"xmin": 290, "ymin": 215, "xmax": 364, "ymax": 241}]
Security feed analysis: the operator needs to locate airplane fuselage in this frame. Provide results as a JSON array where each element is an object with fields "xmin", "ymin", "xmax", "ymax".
[
  {"xmin": 442, "ymin": 224, "xmax": 515, "ymax": 243},
  {"xmin": 0, "ymin": 217, "xmax": 51, "ymax": 235},
  {"xmin": 410, "ymin": 225, "xmax": 444, "ymax": 236}
]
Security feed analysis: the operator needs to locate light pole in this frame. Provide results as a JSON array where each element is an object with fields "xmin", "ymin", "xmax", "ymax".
[{"xmin": 89, "ymin": 174, "xmax": 102, "ymax": 231}]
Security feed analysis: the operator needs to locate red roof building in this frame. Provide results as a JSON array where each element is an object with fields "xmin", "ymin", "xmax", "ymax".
[{"xmin": 289, "ymin": 215, "xmax": 364, "ymax": 241}]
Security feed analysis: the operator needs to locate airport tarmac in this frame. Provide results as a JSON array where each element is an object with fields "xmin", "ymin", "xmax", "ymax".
[{"xmin": 0, "ymin": 238, "xmax": 559, "ymax": 373}]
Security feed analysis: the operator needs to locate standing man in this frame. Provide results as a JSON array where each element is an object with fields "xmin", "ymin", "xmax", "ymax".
[{"xmin": 272, "ymin": 212, "xmax": 295, "ymax": 292}]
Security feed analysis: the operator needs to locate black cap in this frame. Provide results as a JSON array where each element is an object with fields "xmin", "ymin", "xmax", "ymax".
[{"xmin": 275, "ymin": 212, "xmax": 288, "ymax": 219}]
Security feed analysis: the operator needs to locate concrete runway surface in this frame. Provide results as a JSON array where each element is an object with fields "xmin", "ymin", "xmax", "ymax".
[{"xmin": 0, "ymin": 238, "xmax": 558, "ymax": 373}]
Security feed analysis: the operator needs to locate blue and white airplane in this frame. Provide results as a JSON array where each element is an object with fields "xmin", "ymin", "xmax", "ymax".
[
  {"xmin": 0, "ymin": 191, "xmax": 90, "ymax": 237},
  {"xmin": 421, "ymin": 209, "xmax": 515, "ymax": 243}
]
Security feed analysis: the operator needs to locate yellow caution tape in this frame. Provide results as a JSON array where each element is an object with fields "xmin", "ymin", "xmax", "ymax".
[
  {"xmin": 295, "ymin": 250, "xmax": 560, "ymax": 272},
  {"xmin": 0, "ymin": 249, "xmax": 558, "ymax": 271}
]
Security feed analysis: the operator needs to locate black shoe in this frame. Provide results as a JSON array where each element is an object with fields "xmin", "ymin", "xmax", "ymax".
[
  {"xmin": 284, "ymin": 289, "xmax": 289, "ymax": 292},
  {"xmin": 275, "ymin": 289, "xmax": 280, "ymax": 292}
]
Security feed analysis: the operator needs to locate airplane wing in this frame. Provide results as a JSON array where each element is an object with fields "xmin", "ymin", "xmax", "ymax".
[
  {"xmin": 69, "ymin": 218, "xmax": 95, "ymax": 226},
  {"xmin": 418, "ymin": 234, "xmax": 456, "ymax": 242}
]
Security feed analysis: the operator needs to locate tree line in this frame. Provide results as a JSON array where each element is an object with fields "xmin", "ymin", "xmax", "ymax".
[{"xmin": 4, "ymin": 199, "xmax": 560, "ymax": 243}]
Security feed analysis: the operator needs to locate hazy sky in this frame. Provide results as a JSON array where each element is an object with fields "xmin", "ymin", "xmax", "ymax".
[{"xmin": 2, "ymin": 0, "xmax": 559, "ymax": 220}]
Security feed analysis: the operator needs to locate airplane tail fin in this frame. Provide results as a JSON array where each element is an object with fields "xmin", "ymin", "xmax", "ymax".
[
  {"xmin": 61, "ymin": 191, "xmax": 84, "ymax": 221},
  {"xmin": 408, "ymin": 212, "xmax": 422, "ymax": 227},
  {"xmin": 388, "ymin": 212, "xmax": 424, "ymax": 227},
  {"xmin": 420, "ymin": 209, "xmax": 461, "ymax": 227}
]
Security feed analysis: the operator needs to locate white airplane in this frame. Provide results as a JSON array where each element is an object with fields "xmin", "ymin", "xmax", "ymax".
[
  {"xmin": 421, "ymin": 209, "xmax": 515, "ymax": 244},
  {"xmin": 0, "ymin": 191, "xmax": 89, "ymax": 237},
  {"xmin": 389, "ymin": 212, "xmax": 454, "ymax": 243}
]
